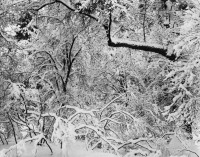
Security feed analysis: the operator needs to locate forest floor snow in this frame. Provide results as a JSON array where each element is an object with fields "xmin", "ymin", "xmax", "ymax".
[
  {"xmin": 0, "ymin": 140, "xmax": 117, "ymax": 157},
  {"xmin": 1, "ymin": 135, "xmax": 200, "ymax": 157}
]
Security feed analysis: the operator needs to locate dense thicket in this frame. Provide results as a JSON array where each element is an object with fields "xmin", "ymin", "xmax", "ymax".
[{"xmin": 0, "ymin": 0, "xmax": 200, "ymax": 157}]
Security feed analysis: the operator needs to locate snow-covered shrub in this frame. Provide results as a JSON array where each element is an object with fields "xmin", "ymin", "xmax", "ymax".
[{"xmin": 51, "ymin": 117, "xmax": 76, "ymax": 145}]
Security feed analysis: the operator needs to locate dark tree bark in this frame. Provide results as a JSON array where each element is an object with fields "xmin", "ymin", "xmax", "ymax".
[{"xmin": 30, "ymin": 0, "xmax": 177, "ymax": 61}]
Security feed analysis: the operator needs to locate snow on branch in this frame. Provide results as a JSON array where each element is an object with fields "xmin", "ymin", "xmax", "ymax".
[
  {"xmin": 29, "ymin": 0, "xmax": 177, "ymax": 61},
  {"xmin": 59, "ymin": 105, "xmax": 95, "ymax": 122},
  {"xmin": 34, "ymin": 50, "xmax": 60, "ymax": 71},
  {"xmin": 117, "ymin": 137, "xmax": 156, "ymax": 152},
  {"xmin": 120, "ymin": 110, "xmax": 137, "ymax": 121},
  {"xmin": 104, "ymin": 12, "xmax": 176, "ymax": 61},
  {"xmin": 56, "ymin": 0, "xmax": 98, "ymax": 21},
  {"xmin": 75, "ymin": 124, "xmax": 119, "ymax": 155},
  {"xmin": 100, "ymin": 93, "xmax": 125, "ymax": 117},
  {"xmin": 106, "ymin": 136, "xmax": 124, "ymax": 145}
]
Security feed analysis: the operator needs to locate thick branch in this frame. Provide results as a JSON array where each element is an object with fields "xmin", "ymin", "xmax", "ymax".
[
  {"xmin": 31, "ymin": 0, "xmax": 176, "ymax": 61},
  {"xmin": 63, "ymin": 37, "xmax": 78, "ymax": 90},
  {"xmin": 103, "ymin": 13, "xmax": 176, "ymax": 61},
  {"xmin": 108, "ymin": 38, "xmax": 173, "ymax": 59}
]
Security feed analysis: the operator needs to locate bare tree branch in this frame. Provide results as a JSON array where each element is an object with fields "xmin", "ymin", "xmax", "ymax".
[
  {"xmin": 100, "ymin": 93, "xmax": 126, "ymax": 117},
  {"xmin": 103, "ymin": 12, "xmax": 176, "ymax": 61},
  {"xmin": 30, "ymin": 0, "xmax": 176, "ymax": 61}
]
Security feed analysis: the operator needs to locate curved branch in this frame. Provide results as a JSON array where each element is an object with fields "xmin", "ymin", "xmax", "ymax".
[
  {"xmin": 180, "ymin": 149, "xmax": 199, "ymax": 157},
  {"xmin": 56, "ymin": 0, "xmax": 176, "ymax": 61},
  {"xmin": 118, "ymin": 137, "xmax": 156, "ymax": 152},
  {"xmin": 75, "ymin": 124, "xmax": 119, "ymax": 155},
  {"xmin": 100, "ymin": 93, "xmax": 125, "ymax": 117},
  {"xmin": 56, "ymin": 0, "xmax": 98, "ymax": 21},
  {"xmin": 29, "ymin": 1, "xmax": 57, "ymax": 11}
]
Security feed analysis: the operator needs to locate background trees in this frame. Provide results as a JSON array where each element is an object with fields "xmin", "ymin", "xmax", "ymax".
[{"xmin": 0, "ymin": 0, "xmax": 200, "ymax": 157}]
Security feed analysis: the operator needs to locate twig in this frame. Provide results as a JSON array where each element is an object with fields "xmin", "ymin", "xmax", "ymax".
[{"xmin": 100, "ymin": 93, "xmax": 125, "ymax": 118}]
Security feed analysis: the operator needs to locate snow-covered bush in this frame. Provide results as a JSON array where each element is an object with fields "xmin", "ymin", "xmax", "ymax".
[{"xmin": 51, "ymin": 117, "xmax": 76, "ymax": 144}]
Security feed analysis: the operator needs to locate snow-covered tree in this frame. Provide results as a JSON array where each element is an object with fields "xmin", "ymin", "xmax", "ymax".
[{"xmin": 1, "ymin": 0, "xmax": 200, "ymax": 157}]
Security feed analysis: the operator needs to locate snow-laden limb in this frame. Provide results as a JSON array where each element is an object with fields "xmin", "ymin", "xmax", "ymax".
[
  {"xmin": 103, "ymin": 10, "xmax": 176, "ymax": 61},
  {"xmin": 59, "ymin": 105, "xmax": 95, "ymax": 122},
  {"xmin": 109, "ymin": 37, "xmax": 170, "ymax": 59},
  {"xmin": 28, "ymin": 0, "xmax": 176, "ymax": 61},
  {"xmin": 160, "ymin": 132, "xmax": 175, "ymax": 139},
  {"xmin": 106, "ymin": 136, "xmax": 124, "ymax": 144},
  {"xmin": 28, "ymin": 0, "xmax": 98, "ymax": 22},
  {"xmin": 118, "ymin": 137, "xmax": 156, "ymax": 152},
  {"xmin": 75, "ymin": 124, "xmax": 119, "ymax": 155},
  {"xmin": 120, "ymin": 110, "xmax": 137, "ymax": 121},
  {"xmin": 101, "ymin": 110, "xmax": 137, "ymax": 127},
  {"xmin": 90, "ymin": 140, "xmax": 102, "ymax": 150},
  {"xmin": 100, "ymin": 93, "xmax": 126, "ymax": 117},
  {"xmin": 179, "ymin": 84, "xmax": 192, "ymax": 96}
]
